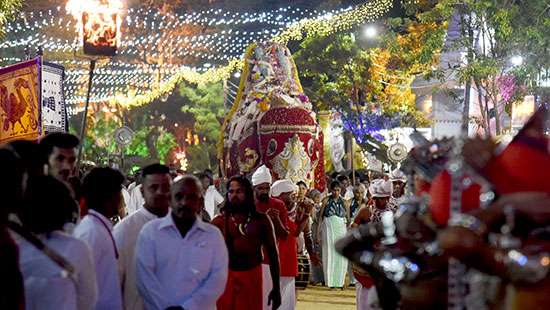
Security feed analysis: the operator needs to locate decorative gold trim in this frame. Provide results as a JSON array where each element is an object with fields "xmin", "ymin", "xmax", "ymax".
[{"xmin": 259, "ymin": 124, "xmax": 316, "ymax": 134}]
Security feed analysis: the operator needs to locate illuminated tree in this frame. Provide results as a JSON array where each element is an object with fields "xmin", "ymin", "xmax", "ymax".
[
  {"xmin": 418, "ymin": 0, "xmax": 550, "ymax": 136},
  {"xmin": 178, "ymin": 81, "xmax": 225, "ymax": 172},
  {"xmin": 0, "ymin": 0, "xmax": 22, "ymax": 38}
]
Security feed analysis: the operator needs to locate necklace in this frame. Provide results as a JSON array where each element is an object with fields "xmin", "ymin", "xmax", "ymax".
[{"xmin": 230, "ymin": 213, "xmax": 252, "ymax": 236}]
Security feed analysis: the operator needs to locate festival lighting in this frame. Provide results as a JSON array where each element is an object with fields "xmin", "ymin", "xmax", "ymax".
[
  {"xmin": 511, "ymin": 55, "xmax": 523, "ymax": 67},
  {"xmin": 175, "ymin": 149, "xmax": 188, "ymax": 171},
  {"xmin": 0, "ymin": 0, "xmax": 393, "ymax": 111},
  {"xmin": 364, "ymin": 25, "xmax": 377, "ymax": 38}
]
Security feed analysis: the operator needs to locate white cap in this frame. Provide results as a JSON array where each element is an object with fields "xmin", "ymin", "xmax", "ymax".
[
  {"xmin": 389, "ymin": 169, "xmax": 407, "ymax": 182},
  {"xmin": 251, "ymin": 165, "xmax": 272, "ymax": 186},
  {"xmin": 369, "ymin": 179, "xmax": 392, "ymax": 198},
  {"xmin": 271, "ymin": 179, "xmax": 298, "ymax": 197}
]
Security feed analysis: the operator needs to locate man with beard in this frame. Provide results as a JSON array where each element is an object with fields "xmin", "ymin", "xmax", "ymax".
[
  {"xmin": 136, "ymin": 176, "xmax": 228, "ymax": 310},
  {"xmin": 213, "ymin": 176, "xmax": 281, "ymax": 310},
  {"xmin": 250, "ymin": 165, "xmax": 289, "ymax": 309},
  {"xmin": 114, "ymin": 164, "xmax": 172, "ymax": 310}
]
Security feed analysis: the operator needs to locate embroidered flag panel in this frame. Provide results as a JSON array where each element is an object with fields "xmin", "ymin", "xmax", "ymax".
[
  {"xmin": 0, "ymin": 57, "xmax": 41, "ymax": 144},
  {"xmin": 42, "ymin": 61, "xmax": 67, "ymax": 133}
]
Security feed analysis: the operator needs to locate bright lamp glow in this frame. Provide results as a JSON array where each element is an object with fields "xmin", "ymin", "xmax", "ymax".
[
  {"xmin": 364, "ymin": 26, "xmax": 377, "ymax": 38},
  {"xmin": 511, "ymin": 55, "xmax": 523, "ymax": 66}
]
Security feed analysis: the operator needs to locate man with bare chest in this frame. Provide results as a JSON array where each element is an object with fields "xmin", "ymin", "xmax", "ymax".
[
  {"xmin": 212, "ymin": 176, "xmax": 282, "ymax": 310},
  {"xmin": 251, "ymin": 165, "xmax": 290, "ymax": 309}
]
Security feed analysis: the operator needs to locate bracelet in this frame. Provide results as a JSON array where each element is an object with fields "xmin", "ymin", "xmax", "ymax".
[{"xmin": 448, "ymin": 213, "xmax": 487, "ymax": 237}]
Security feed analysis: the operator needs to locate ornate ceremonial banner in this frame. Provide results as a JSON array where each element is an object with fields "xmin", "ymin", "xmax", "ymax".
[
  {"xmin": 42, "ymin": 61, "xmax": 67, "ymax": 133},
  {"xmin": 0, "ymin": 57, "xmax": 41, "ymax": 144}
]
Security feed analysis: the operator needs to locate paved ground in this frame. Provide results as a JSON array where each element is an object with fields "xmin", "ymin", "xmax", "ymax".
[{"xmin": 296, "ymin": 286, "xmax": 356, "ymax": 310}]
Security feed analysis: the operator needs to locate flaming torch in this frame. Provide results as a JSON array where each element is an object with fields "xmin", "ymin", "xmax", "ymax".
[
  {"xmin": 65, "ymin": 0, "xmax": 124, "ymax": 169},
  {"xmin": 66, "ymin": 0, "xmax": 123, "ymax": 56}
]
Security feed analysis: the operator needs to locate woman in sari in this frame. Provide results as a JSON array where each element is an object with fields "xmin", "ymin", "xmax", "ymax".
[{"xmin": 317, "ymin": 181, "xmax": 348, "ymax": 289}]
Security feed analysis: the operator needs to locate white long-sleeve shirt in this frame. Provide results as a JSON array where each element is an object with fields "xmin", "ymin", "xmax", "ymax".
[
  {"xmin": 74, "ymin": 210, "xmax": 123, "ymax": 310},
  {"xmin": 113, "ymin": 207, "xmax": 158, "ymax": 310},
  {"xmin": 135, "ymin": 214, "xmax": 228, "ymax": 310},
  {"xmin": 41, "ymin": 231, "xmax": 98, "ymax": 310},
  {"xmin": 16, "ymin": 233, "xmax": 77, "ymax": 310},
  {"xmin": 204, "ymin": 185, "xmax": 224, "ymax": 219}
]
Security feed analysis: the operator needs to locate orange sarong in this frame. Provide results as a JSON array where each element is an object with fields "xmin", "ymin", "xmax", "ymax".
[{"xmin": 217, "ymin": 265, "xmax": 263, "ymax": 310}]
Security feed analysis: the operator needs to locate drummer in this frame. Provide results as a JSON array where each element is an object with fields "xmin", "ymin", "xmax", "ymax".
[
  {"xmin": 271, "ymin": 180, "xmax": 312, "ymax": 310},
  {"xmin": 351, "ymin": 179, "xmax": 399, "ymax": 310}
]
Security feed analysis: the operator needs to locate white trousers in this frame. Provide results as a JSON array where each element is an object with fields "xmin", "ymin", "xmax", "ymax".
[
  {"xmin": 356, "ymin": 283, "xmax": 380, "ymax": 310},
  {"xmin": 356, "ymin": 282, "xmax": 370, "ymax": 310},
  {"xmin": 262, "ymin": 264, "xmax": 296, "ymax": 310}
]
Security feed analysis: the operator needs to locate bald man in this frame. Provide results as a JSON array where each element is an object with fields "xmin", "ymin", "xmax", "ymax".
[{"xmin": 136, "ymin": 176, "xmax": 228, "ymax": 310}]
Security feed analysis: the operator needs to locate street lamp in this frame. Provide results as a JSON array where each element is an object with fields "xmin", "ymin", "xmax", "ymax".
[
  {"xmin": 511, "ymin": 55, "xmax": 524, "ymax": 67},
  {"xmin": 364, "ymin": 25, "xmax": 377, "ymax": 39}
]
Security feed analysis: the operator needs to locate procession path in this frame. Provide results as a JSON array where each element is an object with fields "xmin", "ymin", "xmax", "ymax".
[{"xmin": 296, "ymin": 286, "xmax": 356, "ymax": 309}]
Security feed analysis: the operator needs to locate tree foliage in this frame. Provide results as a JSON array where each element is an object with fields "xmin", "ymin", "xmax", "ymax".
[
  {"xmin": 0, "ymin": 0, "xmax": 22, "ymax": 38},
  {"xmin": 74, "ymin": 110, "xmax": 177, "ymax": 173},
  {"xmin": 293, "ymin": 2, "xmax": 446, "ymax": 161},
  {"xmin": 179, "ymin": 81, "xmax": 225, "ymax": 172},
  {"xmin": 418, "ymin": 0, "xmax": 550, "ymax": 136}
]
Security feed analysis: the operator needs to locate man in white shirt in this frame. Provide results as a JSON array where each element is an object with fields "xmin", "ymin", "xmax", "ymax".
[
  {"xmin": 338, "ymin": 175, "xmax": 354, "ymax": 200},
  {"xmin": 74, "ymin": 167, "xmax": 125, "ymax": 310},
  {"xmin": 199, "ymin": 173, "xmax": 224, "ymax": 219},
  {"xmin": 114, "ymin": 164, "xmax": 172, "ymax": 310},
  {"xmin": 19, "ymin": 175, "xmax": 97, "ymax": 310},
  {"xmin": 136, "ymin": 175, "xmax": 228, "ymax": 310},
  {"xmin": 127, "ymin": 183, "xmax": 145, "ymax": 215}
]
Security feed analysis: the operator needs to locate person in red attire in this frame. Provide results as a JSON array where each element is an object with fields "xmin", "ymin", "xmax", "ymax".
[
  {"xmin": 212, "ymin": 176, "xmax": 281, "ymax": 310},
  {"xmin": 251, "ymin": 165, "xmax": 289, "ymax": 309},
  {"xmin": 270, "ymin": 180, "xmax": 312, "ymax": 310}
]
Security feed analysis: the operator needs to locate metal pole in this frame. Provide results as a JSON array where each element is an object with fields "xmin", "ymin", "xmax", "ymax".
[{"xmin": 76, "ymin": 59, "xmax": 96, "ymax": 172}]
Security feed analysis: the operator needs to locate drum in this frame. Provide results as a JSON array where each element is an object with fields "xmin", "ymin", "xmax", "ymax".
[{"xmin": 295, "ymin": 254, "xmax": 311, "ymax": 289}]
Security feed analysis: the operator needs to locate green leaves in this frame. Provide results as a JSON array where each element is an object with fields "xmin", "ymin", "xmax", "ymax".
[
  {"xmin": 0, "ymin": 0, "xmax": 22, "ymax": 38},
  {"xmin": 178, "ymin": 81, "xmax": 225, "ymax": 171}
]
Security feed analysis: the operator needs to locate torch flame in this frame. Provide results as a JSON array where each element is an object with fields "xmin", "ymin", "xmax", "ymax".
[
  {"xmin": 175, "ymin": 150, "xmax": 188, "ymax": 171},
  {"xmin": 66, "ymin": 0, "xmax": 123, "ymax": 50}
]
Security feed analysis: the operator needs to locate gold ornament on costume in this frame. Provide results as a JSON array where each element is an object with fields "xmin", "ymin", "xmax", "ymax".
[{"xmin": 271, "ymin": 134, "xmax": 312, "ymax": 184}]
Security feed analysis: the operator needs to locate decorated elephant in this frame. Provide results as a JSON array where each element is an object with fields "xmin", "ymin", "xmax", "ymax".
[{"xmin": 219, "ymin": 42, "xmax": 325, "ymax": 191}]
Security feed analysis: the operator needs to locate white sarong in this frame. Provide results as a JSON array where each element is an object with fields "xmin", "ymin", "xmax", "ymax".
[
  {"xmin": 262, "ymin": 265, "xmax": 296, "ymax": 310},
  {"xmin": 321, "ymin": 215, "xmax": 348, "ymax": 288}
]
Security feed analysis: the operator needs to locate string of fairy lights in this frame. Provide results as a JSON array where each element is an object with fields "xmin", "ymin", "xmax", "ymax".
[{"xmin": 0, "ymin": 0, "xmax": 393, "ymax": 113}]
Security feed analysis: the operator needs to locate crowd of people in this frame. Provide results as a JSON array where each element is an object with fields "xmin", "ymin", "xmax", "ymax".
[
  {"xmin": 1, "ymin": 105, "xmax": 549, "ymax": 310},
  {"xmin": 0, "ymin": 131, "xmax": 406, "ymax": 310}
]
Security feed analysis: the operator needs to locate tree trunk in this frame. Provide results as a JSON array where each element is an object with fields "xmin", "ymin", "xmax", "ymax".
[
  {"xmin": 494, "ymin": 98, "xmax": 501, "ymax": 136},
  {"xmin": 461, "ymin": 12, "xmax": 475, "ymax": 136},
  {"xmin": 474, "ymin": 79, "xmax": 490, "ymax": 137}
]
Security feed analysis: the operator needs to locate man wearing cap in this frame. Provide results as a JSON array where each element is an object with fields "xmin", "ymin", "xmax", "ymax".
[
  {"xmin": 352, "ymin": 178, "xmax": 398, "ymax": 310},
  {"xmin": 251, "ymin": 165, "xmax": 290, "ymax": 310},
  {"xmin": 269, "ymin": 180, "xmax": 311, "ymax": 310},
  {"xmin": 389, "ymin": 169, "xmax": 407, "ymax": 207}
]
